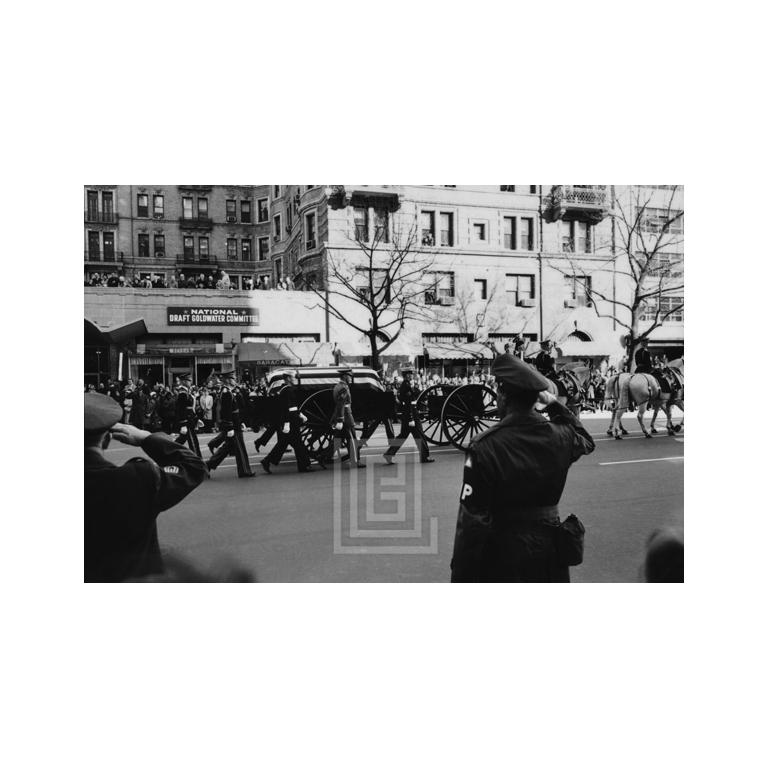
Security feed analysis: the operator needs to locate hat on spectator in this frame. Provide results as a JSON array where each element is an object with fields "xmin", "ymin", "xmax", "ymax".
[
  {"xmin": 491, "ymin": 353, "xmax": 549, "ymax": 392},
  {"xmin": 84, "ymin": 392, "xmax": 123, "ymax": 433}
]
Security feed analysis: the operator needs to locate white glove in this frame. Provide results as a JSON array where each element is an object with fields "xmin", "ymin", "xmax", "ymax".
[
  {"xmin": 282, "ymin": 423, "xmax": 290, "ymax": 434},
  {"xmin": 241, "ymin": 423, "xmax": 247, "ymax": 431},
  {"xmin": 180, "ymin": 426, "xmax": 188, "ymax": 435},
  {"xmin": 300, "ymin": 413, "xmax": 308, "ymax": 423},
  {"xmin": 408, "ymin": 421, "xmax": 415, "ymax": 427},
  {"xmin": 226, "ymin": 429, "xmax": 235, "ymax": 438},
  {"xmin": 334, "ymin": 422, "xmax": 343, "ymax": 431},
  {"xmin": 197, "ymin": 420, "xmax": 204, "ymax": 428}
]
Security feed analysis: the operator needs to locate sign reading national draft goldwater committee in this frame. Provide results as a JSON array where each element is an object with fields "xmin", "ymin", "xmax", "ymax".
[{"xmin": 167, "ymin": 307, "xmax": 260, "ymax": 325}]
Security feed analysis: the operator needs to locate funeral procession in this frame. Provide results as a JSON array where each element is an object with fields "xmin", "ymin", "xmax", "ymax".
[{"xmin": 84, "ymin": 185, "xmax": 684, "ymax": 583}]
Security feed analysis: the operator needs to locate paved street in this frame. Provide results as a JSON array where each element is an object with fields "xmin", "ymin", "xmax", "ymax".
[{"xmin": 106, "ymin": 414, "xmax": 683, "ymax": 582}]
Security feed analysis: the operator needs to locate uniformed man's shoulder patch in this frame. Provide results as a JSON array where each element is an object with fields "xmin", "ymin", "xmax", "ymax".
[{"xmin": 163, "ymin": 465, "xmax": 180, "ymax": 474}]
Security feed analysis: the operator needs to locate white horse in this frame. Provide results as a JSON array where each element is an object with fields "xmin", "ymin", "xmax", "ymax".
[{"xmin": 604, "ymin": 372, "xmax": 661, "ymax": 439}]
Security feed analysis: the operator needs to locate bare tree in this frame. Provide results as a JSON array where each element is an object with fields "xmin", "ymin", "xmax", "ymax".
[
  {"xmin": 546, "ymin": 185, "xmax": 684, "ymax": 368},
  {"xmin": 309, "ymin": 223, "xmax": 437, "ymax": 372}
]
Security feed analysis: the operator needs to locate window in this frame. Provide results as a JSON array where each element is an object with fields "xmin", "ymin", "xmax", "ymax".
[
  {"xmin": 421, "ymin": 210, "xmax": 435, "ymax": 245},
  {"xmin": 440, "ymin": 212, "xmax": 454, "ymax": 246},
  {"xmin": 374, "ymin": 207, "xmax": 389, "ymax": 242},
  {"xmin": 520, "ymin": 217, "xmax": 534, "ymax": 250},
  {"xmin": 153, "ymin": 194, "xmax": 164, "ymax": 218},
  {"xmin": 241, "ymin": 200, "xmax": 251, "ymax": 223},
  {"xmin": 474, "ymin": 279, "xmax": 487, "ymax": 300},
  {"xmin": 154, "ymin": 234, "xmax": 165, "ymax": 257},
  {"xmin": 503, "ymin": 217, "xmax": 516, "ymax": 249},
  {"xmin": 500, "ymin": 185, "xmax": 516, "ymax": 192},
  {"xmin": 138, "ymin": 233, "xmax": 150, "ymax": 258},
  {"xmin": 258, "ymin": 237, "xmax": 269, "ymax": 261},
  {"xmin": 137, "ymin": 194, "xmax": 149, "ymax": 217},
  {"xmin": 229, "ymin": 275, "xmax": 240, "ymax": 290},
  {"xmin": 472, "ymin": 222, "xmax": 487, "ymax": 242},
  {"xmin": 199, "ymin": 237, "xmax": 209, "ymax": 258},
  {"xmin": 242, "ymin": 238, "xmax": 252, "ymax": 261},
  {"xmin": 275, "ymin": 258, "xmax": 282, "ymax": 280},
  {"xmin": 356, "ymin": 268, "xmax": 392, "ymax": 303},
  {"xmin": 529, "ymin": 185, "xmax": 537, "ymax": 194},
  {"xmin": 102, "ymin": 191, "xmax": 114, "ymax": 221},
  {"xmin": 86, "ymin": 191, "xmax": 99, "ymax": 220},
  {"xmin": 103, "ymin": 231, "xmax": 115, "ymax": 260},
  {"xmin": 561, "ymin": 221, "xmax": 592, "ymax": 253},
  {"xmin": 642, "ymin": 207, "xmax": 683, "ymax": 234},
  {"xmin": 354, "ymin": 207, "xmax": 368, "ymax": 241},
  {"xmin": 273, "ymin": 185, "xmax": 280, "ymax": 197},
  {"xmin": 505, "ymin": 274, "xmax": 535, "ymax": 304},
  {"xmin": 425, "ymin": 271, "xmax": 455, "ymax": 305},
  {"xmin": 564, "ymin": 274, "xmax": 592, "ymax": 306},
  {"xmin": 647, "ymin": 252, "xmax": 683, "ymax": 278},
  {"xmin": 227, "ymin": 238, "xmax": 237, "ymax": 258},
  {"xmin": 286, "ymin": 204, "xmax": 293, "ymax": 232},
  {"xmin": 198, "ymin": 198, "xmax": 208, "ymax": 219},
  {"xmin": 226, "ymin": 199, "xmax": 236, "ymax": 222},
  {"xmin": 274, "ymin": 214, "xmax": 281, "ymax": 241},
  {"xmin": 258, "ymin": 198, "xmax": 269, "ymax": 222},
  {"xmin": 183, "ymin": 236, "xmax": 194, "ymax": 257},
  {"xmin": 640, "ymin": 296, "xmax": 684, "ymax": 323},
  {"xmin": 305, "ymin": 212, "xmax": 316, "ymax": 249},
  {"xmin": 182, "ymin": 197, "xmax": 193, "ymax": 220},
  {"xmin": 87, "ymin": 231, "xmax": 100, "ymax": 257}
]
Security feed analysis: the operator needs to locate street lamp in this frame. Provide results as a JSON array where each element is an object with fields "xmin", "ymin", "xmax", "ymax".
[{"xmin": 95, "ymin": 350, "xmax": 102, "ymax": 387}]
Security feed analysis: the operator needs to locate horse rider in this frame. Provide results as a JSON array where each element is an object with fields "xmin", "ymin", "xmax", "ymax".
[
  {"xmin": 534, "ymin": 340, "xmax": 557, "ymax": 379},
  {"xmin": 634, "ymin": 339, "xmax": 653, "ymax": 374}
]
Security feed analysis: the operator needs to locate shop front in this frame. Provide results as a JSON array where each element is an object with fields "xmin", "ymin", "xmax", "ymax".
[{"xmin": 130, "ymin": 344, "xmax": 235, "ymax": 386}]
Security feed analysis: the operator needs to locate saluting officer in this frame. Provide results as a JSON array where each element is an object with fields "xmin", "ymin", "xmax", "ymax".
[
  {"xmin": 261, "ymin": 371, "xmax": 314, "ymax": 473},
  {"xmin": 450, "ymin": 353, "xmax": 595, "ymax": 583},
  {"xmin": 383, "ymin": 366, "xmax": 434, "ymax": 464},
  {"xmin": 84, "ymin": 392, "xmax": 207, "ymax": 582},
  {"xmin": 207, "ymin": 370, "xmax": 255, "ymax": 478},
  {"xmin": 173, "ymin": 374, "xmax": 202, "ymax": 458},
  {"xmin": 325, "ymin": 368, "xmax": 364, "ymax": 467}
]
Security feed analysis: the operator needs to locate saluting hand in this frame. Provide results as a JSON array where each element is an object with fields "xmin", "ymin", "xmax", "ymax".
[{"xmin": 110, "ymin": 423, "xmax": 151, "ymax": 446}]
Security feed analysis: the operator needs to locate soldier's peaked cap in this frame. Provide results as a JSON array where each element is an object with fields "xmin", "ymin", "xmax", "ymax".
[
  {"xmin": 84, "ymin": 392, "xmax": 123, "ymax": 432},
  {"xmin": 491, "ymin": 353, "xmax": 550, "ymax": 391}
]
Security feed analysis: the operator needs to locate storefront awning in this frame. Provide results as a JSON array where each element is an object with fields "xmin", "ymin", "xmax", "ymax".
[
  {"xmin": 424, "ymin": 342, "xmax": 494, "ymax": 360},
  {"xmin": 238, "ymin": 342, "xmax": 294, "ymax": 365},
  {"xmin": 85, "ymin": 317, "xmax": 148, "ymax": 346},
  {"xmin": 555, "ymin": 340, "xmax": 617, "ymax": 358}
]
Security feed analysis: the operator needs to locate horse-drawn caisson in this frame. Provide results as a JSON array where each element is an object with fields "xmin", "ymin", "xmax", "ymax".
[{"xmin": 604, "ymin": 359, "xmax": 684, "ymax": 439}]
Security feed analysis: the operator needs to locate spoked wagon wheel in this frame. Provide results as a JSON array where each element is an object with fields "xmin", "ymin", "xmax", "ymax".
[
  {"xmin": 299, "ymin": 389, "xmax": 334, "ymax": 460},
  {"xmin": 415, "ymin": 384, "xmax": 451, "ymax": 446},
  {"xmin": 440, "ymin": 384, "xmax": 499, "ymax": 451}
]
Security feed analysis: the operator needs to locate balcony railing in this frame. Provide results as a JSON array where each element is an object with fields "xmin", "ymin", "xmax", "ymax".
[
  {"xmin": 84, "ymin": 211, "xmax": 119, "ymax": 224},
  {"xmin": 176, "ymin": 253, "xmax": 217, "ymax": 265},
  {"xmin": 84, "ymin": 249, "xmax": 124, "ymax": 263},
  {"xmin": 545, "ymin": 185, "xmax": 609, "ymax": 223},
  {"xmin": 179, "ymin": 215, "xmax": 213, "ymax": 229}
]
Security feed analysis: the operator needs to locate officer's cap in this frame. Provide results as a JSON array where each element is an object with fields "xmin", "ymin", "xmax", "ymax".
[
  {"xmin": 540, "ymin": 339, "xmax": 552, "ymax": 348},
  {"xmin": 338, "ymin": 367, "xmax": 353, "ymax": 376},
  {"xmin": 220, "ymin": 370, "xmax": 236, "ymax": 379},
  {"xmin": 84, "ymin": 392, "xmax": 123, "ymax": 433},
  {"xmin": 491, "ymin": 353, "xmax": 550, "ymax": 391}
]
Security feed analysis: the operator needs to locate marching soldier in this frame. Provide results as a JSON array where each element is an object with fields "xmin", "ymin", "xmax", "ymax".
[
  {"xmin": 450, "ymin": 353, "xmax": 595, "ymax": 583},
  {"xmin": 634, "ymin": 338, "xmax": 653, "ymax": 374},
  {"xmin": 207, "ymin": 371, "xmax": 255, "ymax": 478},
  {"xmin": 84, "ymin": 392, "xmax": 207, "ymax": 582},
  {"xmin": 325, "ymin": 368, "xmax": 364, "ymax": 467},
  {"xmin": 383, "ymin": 366, "xmax": 434, "ymax": 464},
  {"xmin": 261, "ymin": 371, "xmax": 315, "ymax": 473},
  {"xmin": 173, "ymin": 374, "xmax": 202, "ymax": 458}
]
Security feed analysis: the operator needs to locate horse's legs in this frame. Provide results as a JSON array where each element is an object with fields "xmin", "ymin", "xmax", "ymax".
[
  {"xmin": 674, "ymin": 401, "xmax": 684, "ymax": 432},
  {"xmin": 637, "ymin": 401, "xmax": 651, "ymax": 437},
  {"xmin": 613, "ymin": 408, "xmax": 626, "ymax": 438},
  {"xmin": 650, "ymin": 403, "xmax": 660, "ymax": 433}
]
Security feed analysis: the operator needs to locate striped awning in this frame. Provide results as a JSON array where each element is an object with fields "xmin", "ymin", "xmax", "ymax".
[
  {"xmin": 238, "ymin": 342, "xmax": 293, "ymax": 365},
  {"xmin": 131, "ymin": 356, "xmax": 164, "ymax": 365},
  {"xmin": 424, "ymin": 342, "xmax": 494, "ymax": 360}
]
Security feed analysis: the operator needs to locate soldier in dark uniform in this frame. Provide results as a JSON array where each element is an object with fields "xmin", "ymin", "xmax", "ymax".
[
  {"xmin": 324, "ymin": 368, "xmax": 364, "ymax": 467},
  {"xmin": 173, "ymin": 374, "xmax": 202, "ymax": 458},
  {"xmin": 534, "ymin": 340, "xmax": 556, "ymax": 377},
  {"xmin": 207, "ymin": 371, "xmax": 255, "ymax": 478},
  {"xmin": 383, "ymin": 366, "xmax": 434, "ymax": 464},
  {"xmin": 84, "ymin": 392, "xmax": 207, "ymax": 582},
  {"xmin": 261, "ymin": 371, "xmax": 315, "ymax": 473},
  {"xmin": 450, "ymin": 353, "xmax": 595, "ymax": 582},
  {"xmin": 634, "ymin": 338, "xmax": 653, "ymax": 374}
]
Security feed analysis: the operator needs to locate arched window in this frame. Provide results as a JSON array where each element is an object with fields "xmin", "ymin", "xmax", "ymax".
[{"xmin": 567, "ymin": 330, "xmax": 593, "ymax": 342}]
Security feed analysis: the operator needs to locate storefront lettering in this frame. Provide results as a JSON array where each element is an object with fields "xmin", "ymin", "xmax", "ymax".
[{"xmin": 167, "ymin": 307, "xmax": 260, "ymax": 326}]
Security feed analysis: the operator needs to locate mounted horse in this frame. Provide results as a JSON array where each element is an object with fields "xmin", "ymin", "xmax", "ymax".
[
  {"xmin": 604, "ymin": 359, "xmax": 684, "ymax": 439},
  {"xmin": 539, "ymin": 363, "xmax": 591, "ymax": 417}
]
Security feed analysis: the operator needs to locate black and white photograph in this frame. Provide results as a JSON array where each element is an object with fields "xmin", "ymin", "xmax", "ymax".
[{"xmin": 84, "ymin": 184, "xmax": 684, "ymax": 583}]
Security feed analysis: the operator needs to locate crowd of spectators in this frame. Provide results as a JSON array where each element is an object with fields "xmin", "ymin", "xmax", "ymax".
[{"xmin": 85, "ymin": 269, "xmax": 301, "ymax": 291}]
